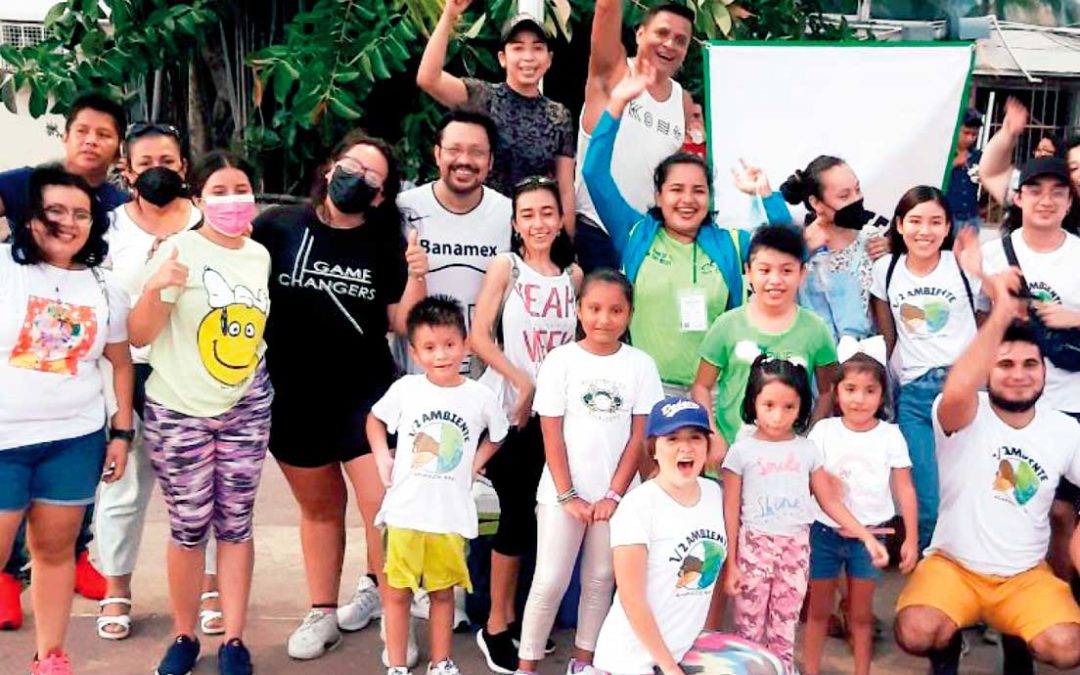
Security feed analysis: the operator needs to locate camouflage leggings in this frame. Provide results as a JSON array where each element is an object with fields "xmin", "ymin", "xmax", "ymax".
[
  {"xmin": 732, "ymin": 528, "xmax": 810, "ymax": 673},
  {"xmin": 143, "ymin": 364, "xmax": 273, "ymax": 549}
]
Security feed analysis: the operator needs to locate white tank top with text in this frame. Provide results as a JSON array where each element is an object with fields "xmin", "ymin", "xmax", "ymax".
[
  {"xmin": 574, "ymin": 60, "xmax": 686, "ymax": 232},
  {"xmin": 480, "ymin": 253, "xmax": 577, "ymax": 414}
]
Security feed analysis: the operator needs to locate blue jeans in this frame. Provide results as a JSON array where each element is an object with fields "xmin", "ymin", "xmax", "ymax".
[{"xmin": 897, "ymin": 367, "xmax": 949, "ymax": 552}]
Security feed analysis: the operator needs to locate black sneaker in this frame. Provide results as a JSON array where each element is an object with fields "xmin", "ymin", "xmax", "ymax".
[
  {"xmin": 507, "ymin": 622, "xmax": 555, "ymax": 655},
  {"xmin": 476, "ymin": 627, "xmax": 517, "ymax": 674},
  {"xmin": 218, "ymin": 638, "xmax": 253, "ymax": 675},
  {"xmin": 155, "ymin": 635, "xmax": 200, "ymax": 675}
]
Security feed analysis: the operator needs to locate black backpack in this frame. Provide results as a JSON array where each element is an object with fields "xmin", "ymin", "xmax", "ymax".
[
  {"xmin": 1002, "ymin": 233, "xmax": 1080, "ymax": 372},
  {"xmin": 884, "ymin": 253, "xmax": 976, "ymax": 314}
]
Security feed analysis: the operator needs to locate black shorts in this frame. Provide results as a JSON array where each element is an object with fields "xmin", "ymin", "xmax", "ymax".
[
  {"xmin": 268, "ymin": 390, "xmax": 384, "ymax": 468},
  {"xmin": 484, "ymin": 416, "xmax": 546, "ymax": 557},
  {"xmin": 573, "ymin": 214, "xmax": 620, "ymax": 275}
]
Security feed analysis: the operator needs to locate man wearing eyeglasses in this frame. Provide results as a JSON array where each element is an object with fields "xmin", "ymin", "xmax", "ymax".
[
  {"xmin": 0, "ymin": 92, "xmax": 128, "ymax": 632},
  {"xmin": 394, "ymin": 110, "xmax": 511, "ymax": 377}
]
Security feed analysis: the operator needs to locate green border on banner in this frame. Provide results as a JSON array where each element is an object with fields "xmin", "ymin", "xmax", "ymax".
[
  {"xmin": 701, "ymin": 41, "xmax": 977, "ymax": 197},
  {"xmin": 941, "ymin": 45, "xmax": 978, "ymax": 191}
]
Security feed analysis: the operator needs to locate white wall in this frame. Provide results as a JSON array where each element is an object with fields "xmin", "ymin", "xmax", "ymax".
[
  {"xmin": 1, "ymin": 2, "xmax": 65, "ymax": 171},
  {"xmin": 0, "ymin": 90, "xmax": 66, "ymax": 171}
]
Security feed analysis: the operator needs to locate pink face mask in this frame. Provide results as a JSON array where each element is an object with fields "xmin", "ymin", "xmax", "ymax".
[{"xmin": 203, "ymin": 194, "xmax": 257, "ymax": 238}]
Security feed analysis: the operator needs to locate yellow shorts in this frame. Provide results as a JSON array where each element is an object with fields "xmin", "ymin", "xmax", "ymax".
[
  {"xmin": 896, "ymin": 553, "xmax": 1080, "ymax": 641},
  {"xmin": 384, "ymin": 527, "xmax": 472, "ymax": 593}
]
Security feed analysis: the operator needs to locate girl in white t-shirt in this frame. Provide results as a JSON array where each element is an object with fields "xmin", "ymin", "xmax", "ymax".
[
  {"xmin": 869, "ymin": 186, "xmax": 979, "ymax": 552},
  {"xmin": 802, "ymin": 342, "xmax": 919, "ymax": 675},
  {"xmin": 721, "ymin": 356, "xmax": 887, "ymax": 673},
  {"xmin": 516, "ymin": 270, "xmax": 664, "ymax": 675},
  {"xmin": 592, "ymin": 396, "xmax": 726, "ymax": 675}
]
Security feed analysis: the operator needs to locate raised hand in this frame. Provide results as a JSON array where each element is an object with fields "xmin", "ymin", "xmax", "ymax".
[
  {"xmin": 1003, "ymin": 96, "xmax": 1029, "ymax": 137},
  {"xmin": 608, "ymin": 60, "xmax": 658, "ymax": 117},
  {"xmin": 953, "ymin": 225, "xmax": 983, "ymax": 279},
  {"xmin": 442, "ymin": 0, "xmax": 472, "ymax": 20},
  {"xmin": 731, "ymin": 159, "xmax": 772, "ymax": 197},
  {"xmin": 405, "ymin": 228, "xmax": 428, "ymax": 279},
  {"xmin": 147, "ymin": 247, "xmax": 189, "ymax": 294}
]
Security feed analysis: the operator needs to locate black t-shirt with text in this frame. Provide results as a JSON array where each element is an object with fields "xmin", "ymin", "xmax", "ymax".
[{"xmin": 252, "ymin": 204, "xmax": 407, "ymax": 402}]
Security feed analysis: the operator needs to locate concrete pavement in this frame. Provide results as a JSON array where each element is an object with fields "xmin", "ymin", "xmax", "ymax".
[{"xmin": 0, "ymin": 461, "xmax": 1068, "ymax": 674}]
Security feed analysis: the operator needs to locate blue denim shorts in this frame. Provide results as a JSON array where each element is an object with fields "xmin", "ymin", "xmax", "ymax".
[
  {"xmin": 809, "ymin": 521, "xmax": 884, "ymax": 581},
  {"xmin": 0, "ymin": 429, "xmax": 106, "ymax": 511}
]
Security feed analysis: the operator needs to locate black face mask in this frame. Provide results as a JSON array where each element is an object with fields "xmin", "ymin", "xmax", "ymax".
[
  {"xmin": 134, "ymin": 167, "xmax": 187, "ymax": 207},
  {"xmin": 830, "ymin": 198, "xmax": 874, "ymax": 230},
  {"xmin": 328, "ymin": 166, "xmax": 379, "ymax": 215}
]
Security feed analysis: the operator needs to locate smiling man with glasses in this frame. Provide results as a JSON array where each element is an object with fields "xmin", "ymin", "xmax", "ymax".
[{"xmin": 394, "ymin": 110, "xmax": 512, "ymax": 378}]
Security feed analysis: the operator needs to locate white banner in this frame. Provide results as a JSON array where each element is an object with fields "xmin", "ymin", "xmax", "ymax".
[{"xmin": 705, "ymin": 43, "xmax": 974, "ymax": 229}]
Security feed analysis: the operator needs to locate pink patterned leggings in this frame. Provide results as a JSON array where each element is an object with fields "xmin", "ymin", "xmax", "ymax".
[{"xmin": 732, "ymin": 528, "xmax": 810, "ymax": 673}]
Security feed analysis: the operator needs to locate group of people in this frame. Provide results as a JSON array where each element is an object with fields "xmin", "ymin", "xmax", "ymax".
[{"xmin": 1, "ymin": 2, "xmax": 1080, "ymax": 675}]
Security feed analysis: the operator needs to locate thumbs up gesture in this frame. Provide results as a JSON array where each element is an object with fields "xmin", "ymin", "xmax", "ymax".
[
  {"xmin": 147, "ymin": 247, "xmax": 189, "ymax": 294},
  {"xmin": 405, "ymin": 228, "xmax": 428, "ymax": 280}
]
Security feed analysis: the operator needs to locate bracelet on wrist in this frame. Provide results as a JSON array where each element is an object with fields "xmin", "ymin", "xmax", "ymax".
[
  {"xmin": 604, "ymin": 489, "xmax": 622, "ymax": 504},
  {"xmin": 556, "ymin": 487, "xmax": 578, "ymax": 504}
]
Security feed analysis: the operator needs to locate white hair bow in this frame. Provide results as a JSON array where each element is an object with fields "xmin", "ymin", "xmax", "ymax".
[{"xmin": 837, "ymin": 335, "xmax": 887, "ymax": 367}]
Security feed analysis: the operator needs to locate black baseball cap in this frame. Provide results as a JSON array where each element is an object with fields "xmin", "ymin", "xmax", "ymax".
[
  {"xmin": 962, "ymin": 107, "xmax": 983, "ymax": 128},
  {"xmin": 1018, "ymin": 157, "xmax": 1070, "ymax": 187},
  {"xmin": 500, "ymin": 13, "xmax": 552, "ymax": 46}
]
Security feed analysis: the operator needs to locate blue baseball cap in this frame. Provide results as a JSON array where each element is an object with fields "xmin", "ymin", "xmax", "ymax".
[{"xmin": 646, "ymin": 397, "xmax": 712, "ymax": 437}]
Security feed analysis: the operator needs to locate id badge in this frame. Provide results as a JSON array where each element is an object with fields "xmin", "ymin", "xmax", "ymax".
[{"xmin": 678, "ymin": 288, "xmax": 708, "ymax": 332}]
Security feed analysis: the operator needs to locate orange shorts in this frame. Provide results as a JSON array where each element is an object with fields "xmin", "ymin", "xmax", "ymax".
[{"xmin": 896, "ymin": 553, "xmax": 1080, "ymax": 642}]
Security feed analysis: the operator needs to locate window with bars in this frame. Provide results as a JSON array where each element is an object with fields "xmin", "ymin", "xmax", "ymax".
[{"xmin": 0, "ymin": 21, "xmax": 45, "ymax": 70}]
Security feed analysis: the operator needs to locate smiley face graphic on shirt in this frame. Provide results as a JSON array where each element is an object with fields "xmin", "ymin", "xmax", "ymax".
[{"xmin": 196, "ymin": 268, "xmax": 268, "ymax": 385}]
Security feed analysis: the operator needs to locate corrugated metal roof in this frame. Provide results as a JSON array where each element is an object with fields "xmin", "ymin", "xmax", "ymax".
[{"xmin": 974, "ymin": 27, "xmax": 1080, "ymax": 78}]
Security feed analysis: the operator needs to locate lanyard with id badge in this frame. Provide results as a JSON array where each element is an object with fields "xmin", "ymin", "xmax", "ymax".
[{"xmin": 678, "ymin": 243, "xmax": 709, "ymax": 332}]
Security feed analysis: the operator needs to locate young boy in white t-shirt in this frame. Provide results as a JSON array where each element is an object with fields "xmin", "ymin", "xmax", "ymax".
[{"xmin": 368, "ymin": 296, "xmax": 509, "ymax": 675}]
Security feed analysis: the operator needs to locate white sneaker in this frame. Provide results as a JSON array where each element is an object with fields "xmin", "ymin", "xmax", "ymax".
[
  {"xmin": 337, "ymin": 575, "xmax": 381, "ymax": 632},
  {"xmin": 427, "ymin": 659, "xmax": 461, "ymax": 675},
  {"xmin": 387, "ymin": 668, "xmax": 411, "ymax": 675},
  {"xmin": 410, "ymin": 588, "xmax": 469, "ymax": 630},
  {"xmin": 410, "ymin": 590, "xmax": 430, "ymax": 621},
  {"xmin": 380, "ymin": 615, "xmax": 419, "ymax": 668},
  {"xmin": 287, "ymin": 609, "xmax": 342, "ymax": 660},
  {"xmin": 565, "ymin": 659, "xmax": 599, "ymax": 675}
]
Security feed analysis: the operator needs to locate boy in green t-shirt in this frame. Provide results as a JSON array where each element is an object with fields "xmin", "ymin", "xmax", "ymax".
[{"xmin": 691, "ymin": 225, "xmax": 838, "ymax": 466}]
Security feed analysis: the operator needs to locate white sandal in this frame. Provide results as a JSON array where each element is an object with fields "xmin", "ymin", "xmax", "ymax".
[
  {"xmin": 199, "ymin": 591, "xmax": 225, "ymax": 635},
  {"xmin": 96, "ymin": 597, "xmax": 132, "ymax": 640}
]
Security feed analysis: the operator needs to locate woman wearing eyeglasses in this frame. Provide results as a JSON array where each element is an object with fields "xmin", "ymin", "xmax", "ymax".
[
  {"xmin": 0, "ymin": 165, "xmax": 133, "ymax": 675},
  {"xmin": 250, "ymin": 130, "xmax": 428, "ymax": 662},
  {"xmin": 94, "ymin": 122, "xmax": 222, "ymax": 641}
]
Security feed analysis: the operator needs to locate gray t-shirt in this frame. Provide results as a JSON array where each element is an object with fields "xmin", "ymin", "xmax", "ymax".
[
  {"xmin": 463, "ymin": 79, "xmax": 575, "ymax": 196},
  {"xmin": 722, "ymin": 435, "xmax": 822, "ymax": 537}
]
